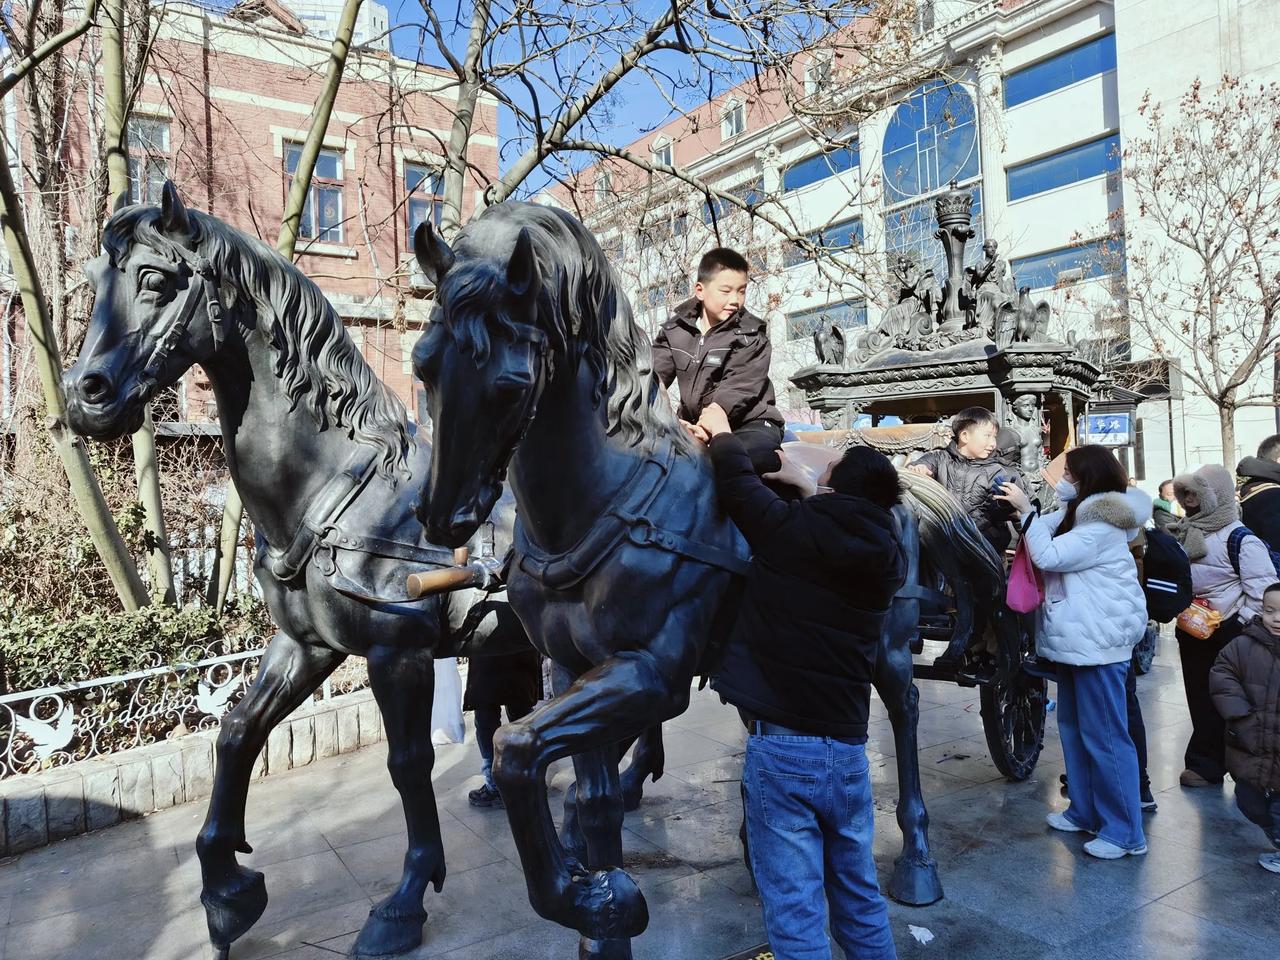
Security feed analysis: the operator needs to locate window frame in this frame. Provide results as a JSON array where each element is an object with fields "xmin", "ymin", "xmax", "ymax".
[
  {"xmin": 782, "ymin": 143, "xmax": 859, "ymax": 193},
  {"xmin": 1010, "ymin": 237, "xmax": 1125, "ymax": 291},
  {"xmin": 652, "ymin": 139, "xmax": 674, "ymax": 168},
  {"xmin": 594, "ymin": 169, "xmax": 613, "ymax": 205},
  {"xmin": 786, "ymin": 217, "xmax": 863, "ymax": 268},
  {"xmin": 785, "ymin": 298, "xmax": 868, "ymax": 342},
  {"xmin": 404, "ymin": 162, "xmax": 443, "ymax": 249},
  {"xmin": 805, "ymin": 53, "xmax": 834, "ymax": 97},
  {"xmin": 127, "ymin": 117, "xmax": 171, "ymax": 205},
  {"xmin": 1006, "ymin": 132, "xmax": 1121, "ymax": 202},
  {"xmin": 284, "ymin": 142, "xmax": 345, "ymax": 244},
  {"xmin": 721, "ymin": 101, "xmax": 746, "ymax": 142},
  {"xmin": 1004, "ymin": 33, "xmax": 1117, "ymax": 109}
]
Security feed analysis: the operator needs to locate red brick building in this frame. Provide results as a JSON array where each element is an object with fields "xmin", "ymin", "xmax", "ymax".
[{"xmin": 3, "ymin": 0, "xmax": 499, "ymax": 425}]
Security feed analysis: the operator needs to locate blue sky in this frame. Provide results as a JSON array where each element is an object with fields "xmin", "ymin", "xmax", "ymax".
[{"xmin": 384, "ymin": 0, "xmax": 732, "ymax": 193}]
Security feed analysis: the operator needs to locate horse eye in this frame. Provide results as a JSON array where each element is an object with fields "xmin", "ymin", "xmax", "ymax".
[{"xmin": 139, "ymin": 270, "xmax": 167, "ymax": 293}]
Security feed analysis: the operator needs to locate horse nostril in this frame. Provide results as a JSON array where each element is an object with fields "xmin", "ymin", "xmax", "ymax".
[{"xmin": 79, "ymin": 372, "xmax": 113, "ymax": 405}]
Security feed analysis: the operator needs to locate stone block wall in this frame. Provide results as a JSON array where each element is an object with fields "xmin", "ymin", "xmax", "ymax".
[{"xmin": 0, "ymin": 689, "xmax": 382, "ymax": 857}]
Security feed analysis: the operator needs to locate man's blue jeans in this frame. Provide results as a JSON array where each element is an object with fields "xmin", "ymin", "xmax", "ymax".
[
  {"xmin": 1056, "ymin": 661, "xmax": 1146, "ymax": 851},
  {"xmin": 742, "ymin": 732, "xmax": 896, "ymax": 960}
]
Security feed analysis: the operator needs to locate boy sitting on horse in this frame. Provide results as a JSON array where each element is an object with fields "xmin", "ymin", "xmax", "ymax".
[
  {"xmin": 652, "ymin": 247, "xmax": 785, "ymax": 473},
  {"xmin": 907, "ymin": 406, "xmax": 1031, "ymax": 677}
]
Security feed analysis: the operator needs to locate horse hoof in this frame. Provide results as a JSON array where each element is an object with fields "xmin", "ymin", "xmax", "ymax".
[
  {"xmin": 579, "ymin": 936, "xmax": 634, "ymax": 960},
  {"xmin": 200, "ymin": 868, "xmax": 267, "ymax": 948},
  {"xmin": 350, "ymin": 901, "xmax": 428, "ymax": 959},
  {"xmin": 570, "ymin": 866, "xmax": 649, "ymax": 940},
  {"xmin": 888, "ymin": 853, "xmax": 943, "ymax": 906}
]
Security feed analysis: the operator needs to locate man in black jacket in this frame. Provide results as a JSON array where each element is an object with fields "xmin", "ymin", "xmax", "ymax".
[
  {"xmin": 652, "ymin": 247, "xmax": 785, "ymax": 473},
  {"xmin": 701, "ymin": 403, "xmax": 903, "ymax": 960},
  {"xmin": 1238, "ymin": 434, "xmax": 1280, "ymax": 552}
]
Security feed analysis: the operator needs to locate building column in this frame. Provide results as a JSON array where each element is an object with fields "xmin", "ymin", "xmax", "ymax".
[
  {"xmin": 858, "ymin": 103, "xmax": 892, "ymax": 329},
  {"xmin": 975, "ymin": 41, "xmax": 1008, "ymax": 245}
]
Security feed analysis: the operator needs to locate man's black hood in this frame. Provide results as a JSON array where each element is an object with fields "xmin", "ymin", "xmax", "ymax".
[{"xmin": 1238, "ymin": 456, "xmax": 1280, "ymax": 485}]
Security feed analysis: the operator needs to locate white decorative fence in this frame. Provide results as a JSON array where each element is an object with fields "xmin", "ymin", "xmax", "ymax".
[{"xmin": 0, "ymin": 639, "xmax": 377, "ymax": 854}]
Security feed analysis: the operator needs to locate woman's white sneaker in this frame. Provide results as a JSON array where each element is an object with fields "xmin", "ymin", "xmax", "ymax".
[
  {"xmin": 1046, "ymin": 811, "xmax": 1087, "ymax": 833},
  {"xmin": 1084, "ymin": 837, "xmax": 1147, "ymax": 859}
]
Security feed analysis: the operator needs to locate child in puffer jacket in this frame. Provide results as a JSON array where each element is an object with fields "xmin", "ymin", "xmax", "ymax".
[{"xmin": 1210, "ymin": 582, "xmax": 1280, "ymax": 874}]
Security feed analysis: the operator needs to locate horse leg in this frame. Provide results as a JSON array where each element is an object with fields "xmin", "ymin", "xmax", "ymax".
[
  {"xmin": 197, "ymin": 632, "xmax": 345, "ymax": 958},
  {"xmin": 494, "ymin": 649, "xmax": 689, "ymax": 942},
  {"xmin": 572, "ymin": 748, "xmax": 633, "ymax": 960},
  {"xmin": 619, "ymin": 725, "xmax": 665, "ymax": 812},
  {"xmin": 874, "ymin": 607, "xmax": 944, "ymax": 906},
  {"xmin": 351, "ymin": 644, "xmax": 445, "ymax": 959}
]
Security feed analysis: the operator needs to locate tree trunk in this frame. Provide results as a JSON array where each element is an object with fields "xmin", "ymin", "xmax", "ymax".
[
  {"xmin": 1218, "ymin": 401, "xmax": 1238, "ymax": 467},
  {"xmin": 211, "ymin": 0, "xmax": 365, "ymax": 612},
  {"xmin": 0, "ymin": 136, "xmax": 149, "ymax": 611},
  {"xmin": 439, "ymin": 0, "xmax": 489, "ymax": 235},
  {"xmin": 105, "ymin": 0, "xmax": 175, "ymax": 604}
]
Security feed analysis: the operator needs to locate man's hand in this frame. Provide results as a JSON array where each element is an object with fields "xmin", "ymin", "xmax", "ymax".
[
  {"xmin": 763, "ymin": 451, "xmax": 817, "ymax": 498},
  {"xmin": 698, "ymin": 402, "xmax": 732, "ymax": 438},
  {"xmin": 679, "ymin": 419, "xmax": 710, "ymax": 444},
  {"xmin": 906, "ymin": 463, "xmax": 933, "ymax": 478}
]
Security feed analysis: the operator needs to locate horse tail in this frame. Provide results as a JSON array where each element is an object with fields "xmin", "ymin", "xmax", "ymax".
[{"xmin": 896, "ymin": 470, "xmax": 1004, "ymax": 600}]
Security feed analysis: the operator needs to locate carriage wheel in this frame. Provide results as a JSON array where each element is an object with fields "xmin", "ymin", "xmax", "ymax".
[{"xmin": 980, "ymin": 668, "xmax": 1047, "ymax": 782}]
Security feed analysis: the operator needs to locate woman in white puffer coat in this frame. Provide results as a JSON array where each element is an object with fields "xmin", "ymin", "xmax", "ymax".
[{"xmin": 998, "ymin": 445, "xmax": 1149, "ymax": 860}]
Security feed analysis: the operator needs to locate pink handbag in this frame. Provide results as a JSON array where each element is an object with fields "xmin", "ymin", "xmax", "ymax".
[{"xmin": 1006, "ymin": 538, "xmax": 1044, "ymax": 613}]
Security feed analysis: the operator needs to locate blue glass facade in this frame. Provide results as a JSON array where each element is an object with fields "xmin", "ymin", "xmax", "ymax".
[
  {"xmin": 786, "ymin": 218, "xmax": 863, "ymax": 267},
  {"xmin": 703, "ymin": 180, "xmax": 764, "ymax": 224},
  {"xmin": 1004, "ymin": 33, "xmax": 1116, "ymax": 108},
  {"xmin": 782, "ymin": 144, "xmax": 859, "ymax": 192},
  {"xmin": 1011, "ymin": 237, "xmax": 1124, "ymax": 290},
  {"xmin": 1007, "ymin": 133, "xmax": 1120, "ymax": 201},
  {"xmin": 785, "ymin": 299, "xmax": 868, "ymax": 341},
  {"xmin": 885, "ymin": 187, "xmax": 984, "ymax": 281},
  {"xmin": 882, "ymin": 80, "xmax": 979, "ymax": 205}
]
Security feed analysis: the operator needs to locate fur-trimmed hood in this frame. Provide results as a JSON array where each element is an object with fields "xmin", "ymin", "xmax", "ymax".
[
  {"xmin": 1173, "ymin": 464, "xmax": 1238, "ymax": 517},
  {"xmin": 1075, "ymin": 487, "xmax": 1152, "ymax": 532}
]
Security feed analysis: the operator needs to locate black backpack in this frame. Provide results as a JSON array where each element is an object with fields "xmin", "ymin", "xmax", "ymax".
[{"xmin": 1142, "ymin": 527, "xmax": 1193, "ymax": 622}]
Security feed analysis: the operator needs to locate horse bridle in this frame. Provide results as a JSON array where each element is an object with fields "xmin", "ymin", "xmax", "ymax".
[{"xmin": 133, "ymin": 236, "xmax": 229, "ymax": 402}]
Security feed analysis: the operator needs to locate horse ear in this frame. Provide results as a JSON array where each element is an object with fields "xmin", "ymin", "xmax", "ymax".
[
  {"xmin": 413, "ymin": 220, "xmax": 454, "ymax": 285},
  {"xmin": 506, "ymin": 228, "xmax": 540, "ymax": 299},
  {"xmin": 159, "ymin": 180, "xmax": 192, "ymax": 236}
]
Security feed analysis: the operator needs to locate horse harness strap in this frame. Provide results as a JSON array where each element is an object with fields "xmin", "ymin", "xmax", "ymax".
[
  {"xmin": 515, "ymin": 444, "xmax": 749, "ymax": 591},
  {"xmin": 265, "ymin": 446, "xmax": 381, "ymax": 582},
  {"xmin": 140, "ymin": 241, "xmax": 229, "ymax": 394}
]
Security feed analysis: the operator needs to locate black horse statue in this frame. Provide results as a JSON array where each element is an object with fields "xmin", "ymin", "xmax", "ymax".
[
  {"xmin": 61, "ymin": 183, "xmax": 540, "ymax": 960},
  {"xmin": 411, "ymin": 201, "xmax": 1005, "ymax": 958}
]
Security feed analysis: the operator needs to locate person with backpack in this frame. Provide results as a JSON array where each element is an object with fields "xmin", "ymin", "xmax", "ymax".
[
  {"xmin": 1237, "ymin": 434, "xmax": 1280, "ymax": 553},
  {"xmin": 996, "ymin": 445, "xmax": 1150, "ymax": 859},
  {"xmin": 1170, "ymin": 464, "xmax": 1278, "ymax": 788}
]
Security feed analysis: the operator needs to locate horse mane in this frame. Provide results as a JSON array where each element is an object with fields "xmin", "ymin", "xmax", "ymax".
[
  {"xmin": 438, "ymin": 202, "xmax": 694, "ymax": 455},
  {"xmin": 102, "ymin": 207, "xmax": 412, "ymax": 478}
]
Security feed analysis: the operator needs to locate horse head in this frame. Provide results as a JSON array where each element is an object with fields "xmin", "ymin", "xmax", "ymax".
[
  {"xmin": 65, "ymin": 182, "xmax": 231, "ymax": 439},
  {"xmin": 411, "ymin": 216, "xmax": 552, "ymax": 547}
]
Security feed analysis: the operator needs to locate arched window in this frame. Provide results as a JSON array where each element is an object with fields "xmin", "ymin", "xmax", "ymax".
[
  {"xmin": 882, "ymin": 79, "xmax": 983, "ymax": 278},
  {"xmin": 881, "ymin": 79, "xmax": 979, "ymax": 205}
]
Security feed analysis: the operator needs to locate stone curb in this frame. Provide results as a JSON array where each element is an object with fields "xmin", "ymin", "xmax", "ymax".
[{"xmin": 0, "ymin": 688, "xmax": 381, "ymax": 857}]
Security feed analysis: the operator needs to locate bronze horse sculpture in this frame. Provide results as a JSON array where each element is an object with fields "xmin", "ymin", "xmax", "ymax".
[
  {"xmin": 411, "ymin": 201, "xmax": 1005, "ymax": 958},
  {"xmin": 60, "ymin": 184, "xmax": 563, "ymax": 960}
]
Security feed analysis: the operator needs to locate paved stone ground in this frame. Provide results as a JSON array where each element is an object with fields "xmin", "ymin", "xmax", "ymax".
[{"xmin": 1, "ymin": 630, "xmax": 1276, "ymax": 960}]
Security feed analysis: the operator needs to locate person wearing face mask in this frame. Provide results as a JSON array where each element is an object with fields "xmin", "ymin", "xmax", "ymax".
[
  {"xmin": 997, "ymin": 446, "xmax": 1151, "ymax": 859},
  {"xmin": 1169, "ymin": 464, "xmax": 1277, "ymax": 788}
]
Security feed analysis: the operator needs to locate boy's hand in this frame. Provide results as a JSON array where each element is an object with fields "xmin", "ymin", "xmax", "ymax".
[
  {"xmin": 763, "ymin": 452, "xmax": 817, "ymax": 498},
  {"xmin": 906, "ymin": 463, "xmax": 933, "ymax": 478},
  {"xmin": 698, "ymin": 403, "xmax": 732, "ymax": 438}
]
